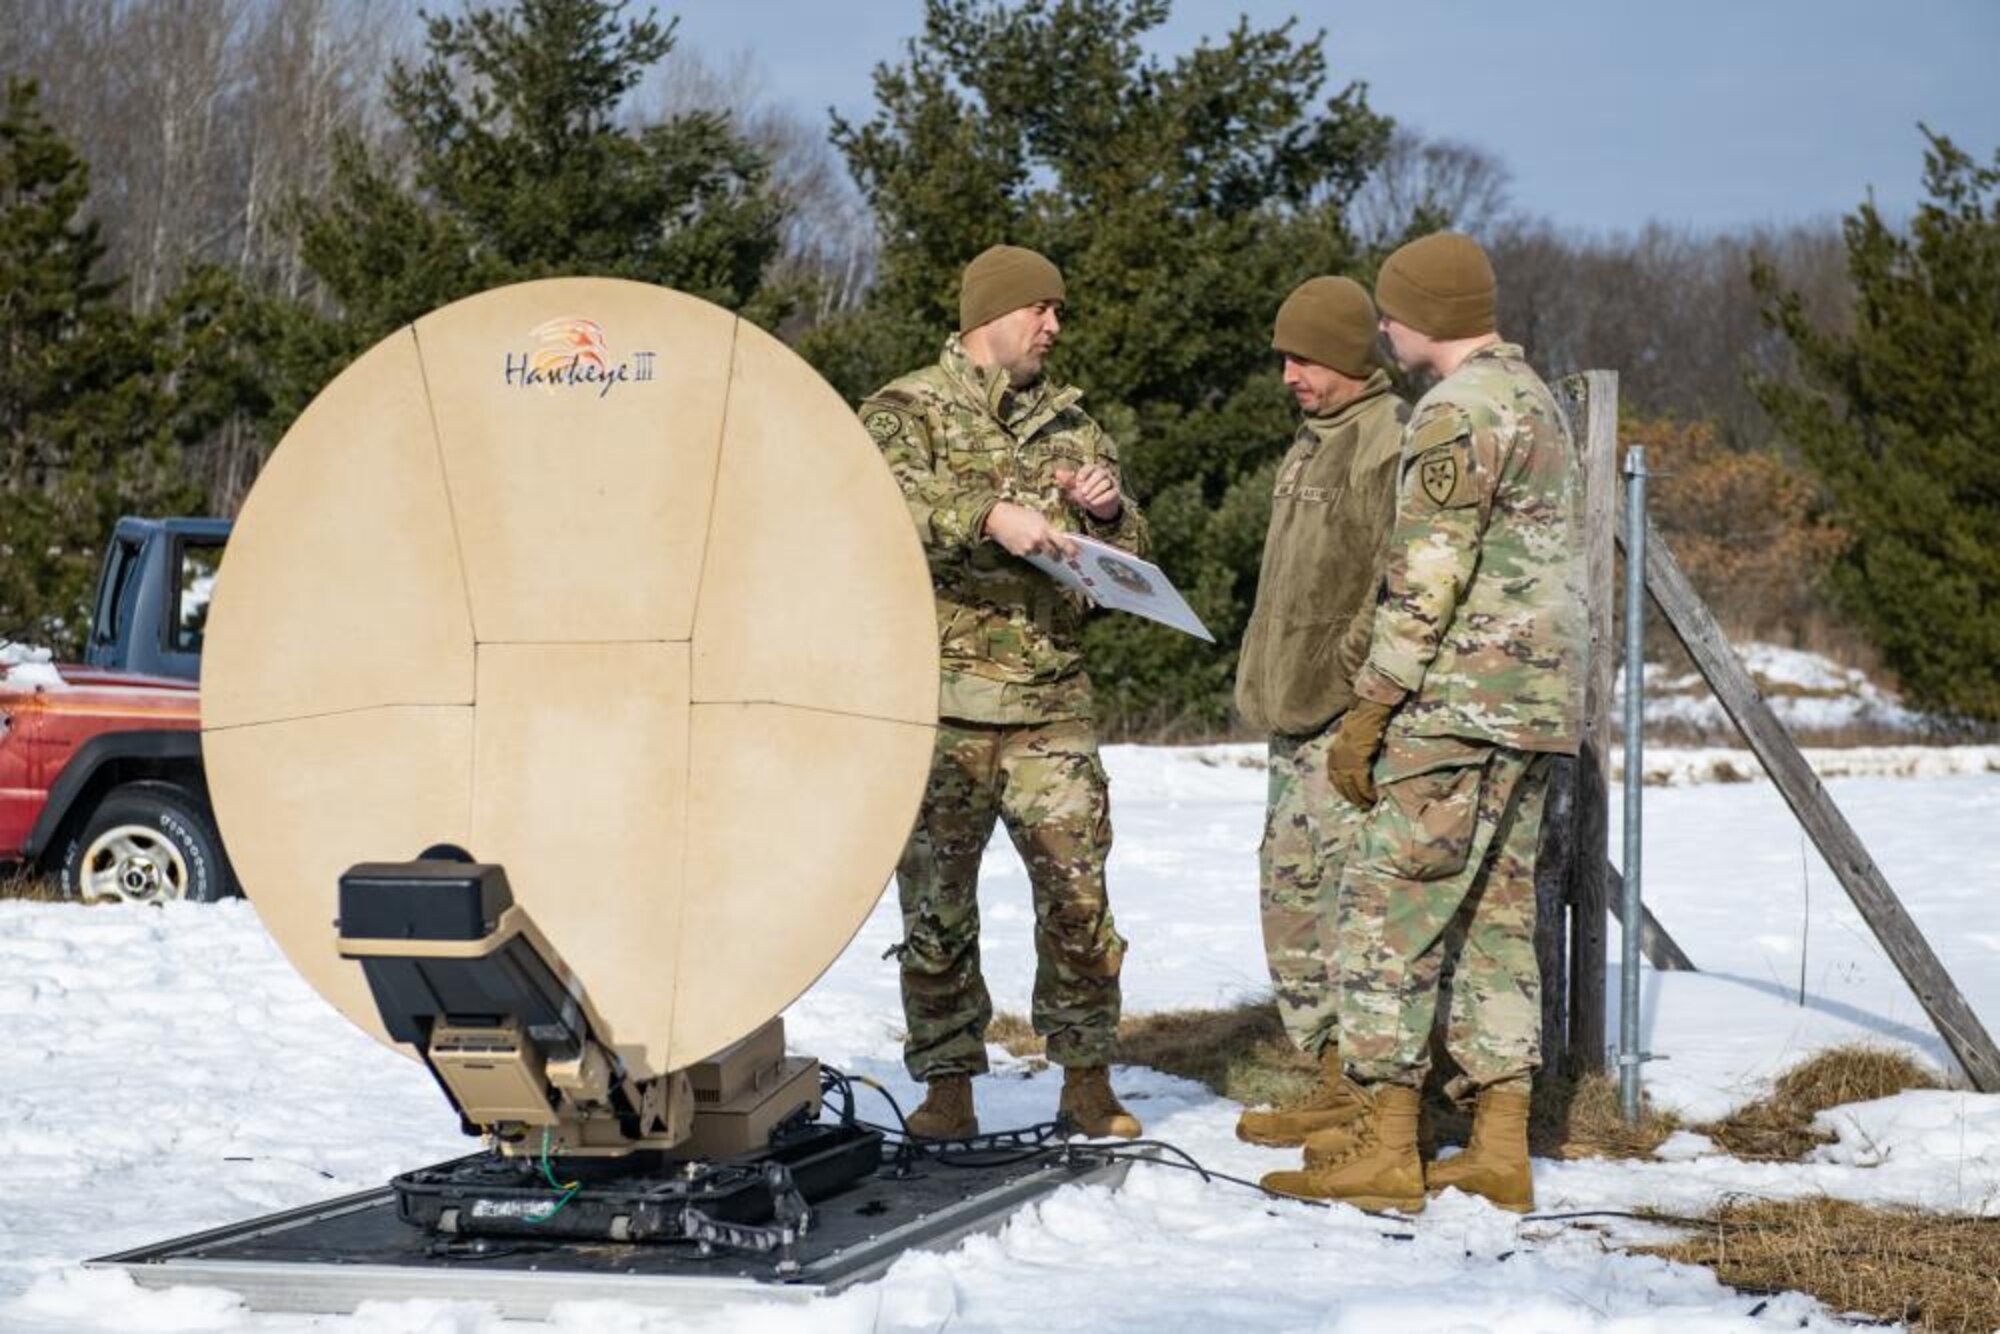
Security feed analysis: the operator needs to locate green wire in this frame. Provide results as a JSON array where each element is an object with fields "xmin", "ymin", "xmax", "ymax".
[
  {"xmin": 526, "ymin": 1127, "xmax": 583, "ymax": 1224},
  {"xmin": 525, "ymin": 1184, "xmax": 581, "ymax": 1224}
]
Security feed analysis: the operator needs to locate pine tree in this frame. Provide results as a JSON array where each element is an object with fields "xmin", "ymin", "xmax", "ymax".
[
  {"xmin": 812, "ymin": 0, "xmax": 1390, "ymax": 733},
  {"xmin": 1756, "ymin": 130, "xmax": 2000, "ymax": 723},
  {"xmin": 295, "ymin": 0, "xmax": 786, "ymax": 350},
  {"xmin": 0, "ymin": 78, "xmax": 196, "ymax": 653}
]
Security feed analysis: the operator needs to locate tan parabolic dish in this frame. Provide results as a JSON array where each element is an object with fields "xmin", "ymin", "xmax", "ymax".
[{"xmin": 202, "ymin": 279, "xmax": 939, "ymax": 1078}]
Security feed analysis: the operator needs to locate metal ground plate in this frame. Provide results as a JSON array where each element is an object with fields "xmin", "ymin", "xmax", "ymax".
[{"xmin": 91, "ymin": 1149, "xmax": 1138, "ymax": 1318}]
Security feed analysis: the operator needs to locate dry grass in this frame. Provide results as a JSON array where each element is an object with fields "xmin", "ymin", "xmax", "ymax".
[
  {"xmin": 1112, "ymin": 1002, "xmax": 1320, "ymax": 1110},
  {"xmin": 986, "ymin": 1012, "xmax": 1045, "ymax": 1063},
  {"xmin": 1644, "ymin": 1198, "xmax": 2000, "ymax": 1332},
  {"xmin": 990, "ymin": 1001, "xmax": 1322, "ymax": 1105},
  {"xmin": 0, "ymin": 869, "xmax": 62, "ymax": 902},
  {"xmin": 1643, "ymin": 1048, "xmax": 1970, "ymax": 1327},
  {"xmin": 1700, "ymin": 1046, "xmax": 1941, "ymax": 1161},
  {"xmin": 1521, "ymin": 1069, "xmax": 1682, "ymax": 1161}
]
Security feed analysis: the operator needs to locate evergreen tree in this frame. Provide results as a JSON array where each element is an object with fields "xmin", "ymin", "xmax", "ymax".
[
  {"xmin": 813, "ymin": 0, "xmax": 1390, "ymax": 734},
  {"xmin": 1756, "ymin": 130, "xmax": 2000, "ymax": 723},
  {"xmin": 295, "ymin": 0, "xmax": 786, "ymax": 350},
  {"xmin": 0, "ymin": 78, "xmax": 197, "ymax": 653}
]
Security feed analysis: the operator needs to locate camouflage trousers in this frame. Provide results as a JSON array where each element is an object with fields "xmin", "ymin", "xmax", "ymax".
[
  {"xmin": 1260, "ymin": 720, "xmax": 1365, "ymax": 1057},
  {"xmin": 894, "ymin": 716, "xmax": 1126, "ymax": 1080},
  {"xmin": 1335, "ymin": 737, "xmax": 1552, "ymax": 1098}
]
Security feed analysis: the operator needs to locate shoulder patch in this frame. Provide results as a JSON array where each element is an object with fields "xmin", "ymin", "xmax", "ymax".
[
  {"xmin": 1415, "ymin": 446, "xmax": 1469, "ymax": 508},
  {"xmin": 1400, "ymin": 406, "xmax": 1480, "ymax": 510},
  {"xmin": 862, "ymin": 406, "xmax": 907, "ymax": 441},
  {"xmin": 859, "ymin": 396, "xmax": 923, "ymax": 446},
  {"xmin": 1407, "ymin": 405, "xmax": 1472, "ymax": 456}
]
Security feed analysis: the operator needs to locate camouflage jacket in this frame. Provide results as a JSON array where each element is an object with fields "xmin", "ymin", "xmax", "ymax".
[
  {"xmin": 861, "ymin": 336, "xmax": 1150, "ymax": 724},
  {"xmin": 1234, "ymin": 372, "xmax": 1409, "ymax": 736},
  {"xmin": 1353, "ymin": 343, "xmax": 1585, "ymax": 758}
]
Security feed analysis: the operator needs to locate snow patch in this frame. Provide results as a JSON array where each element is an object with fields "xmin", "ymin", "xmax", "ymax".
[
  {"xmin": 0, "ymin": 640, "xmax": 63, "ymax": 687},
  {"xmin": 1627, "ymin": 642, "xmax": 1935, "ymax": 741}
]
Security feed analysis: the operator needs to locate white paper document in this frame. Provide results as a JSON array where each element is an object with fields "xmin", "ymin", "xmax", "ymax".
[{"xmin": 1024, "ymin": 535, "xmax": 1215, "ymax": 642}]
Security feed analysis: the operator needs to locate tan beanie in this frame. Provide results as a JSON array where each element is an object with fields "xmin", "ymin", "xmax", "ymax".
[
  {"xmin": 1374, "ymin": 232, "xmax": 1497, "ymax": 339},
  {"xmin": 1271, "ymin": 276, "xmax": 1379, "ymax": 377},
  {"xmin": 959, "ymin": 244, "xmax": 1065, "ymax": 333}
]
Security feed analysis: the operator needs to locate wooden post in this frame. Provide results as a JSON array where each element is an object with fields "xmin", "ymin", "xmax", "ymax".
[
  {"xmin": 1624, "ymin": 511, "xmax": 2000, "ymax": 1092},
  {"xmin": 1532, "ymin": 757, "xmax": 1576, "ymax": 1073},
  {"xmin": 1554, "ymin": 371, "xmax": 1616, "ymax": 1075}
]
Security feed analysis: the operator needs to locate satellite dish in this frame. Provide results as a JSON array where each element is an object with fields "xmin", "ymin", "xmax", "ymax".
[{"xmin": 202, "ymin": 278, "xmax": 939, "ymax": 1081}]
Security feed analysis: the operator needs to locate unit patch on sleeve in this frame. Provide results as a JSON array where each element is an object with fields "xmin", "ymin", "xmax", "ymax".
[
  {"xmin": 1404, "ymin": 407, "xmax": 1478, "ymax": 511},
  {"xmin": 864, "ymin": 408, "xmax": 907, "ymax": 442},
  {"xmin": 1420, "ymin": 452, "xmax": 1460, "ymax": 507}
]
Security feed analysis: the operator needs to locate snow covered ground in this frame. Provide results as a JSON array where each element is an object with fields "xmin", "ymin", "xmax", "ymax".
[
  {"xmin": 1623, "ymin": 642, "xmax": 1943, "ymax": 743},
  {"xmin": 4, "ymin": 745, "xmax": 1998, "ymax": 1331}
]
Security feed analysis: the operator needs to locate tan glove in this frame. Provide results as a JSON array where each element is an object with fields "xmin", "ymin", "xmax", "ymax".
[{"xmin": 1327, "ymin": 698, "xmax": 1394, "ymax": 808}]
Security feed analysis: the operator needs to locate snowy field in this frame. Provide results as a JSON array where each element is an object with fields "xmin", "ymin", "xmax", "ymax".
[
  {"xmin": 1626, "ymin": 642, "xmax": 1937, "ymax": 742},
  {"xmin": 4, "ymin": 744, "xmax": 1999, "ymax": 1331}
]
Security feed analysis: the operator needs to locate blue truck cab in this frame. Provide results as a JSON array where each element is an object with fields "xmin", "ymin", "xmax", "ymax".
[{"xmin": 84, "ymin": 517, "xmax": 233, "ymax": 681}]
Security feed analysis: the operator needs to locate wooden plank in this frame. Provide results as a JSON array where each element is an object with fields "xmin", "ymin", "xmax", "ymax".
[
  {"xmin": 1605, "ymin": 863, "xmax": 1697, "ymax": 972},
  {"xmin": 1554, "ymin": 371, "xmax": 1617, "ymax": 1074},
  {"xmin": 1624, "ymin": 512, "xmax": 2000, "ymax": 1092}
]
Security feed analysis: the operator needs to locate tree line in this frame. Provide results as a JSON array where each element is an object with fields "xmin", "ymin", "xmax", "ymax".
[{"xmin": 3, "ymin": 0, "xmax": 1994, "ymax": 728}]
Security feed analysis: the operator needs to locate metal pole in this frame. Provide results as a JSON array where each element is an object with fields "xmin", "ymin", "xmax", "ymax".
[{"xmin": 1619, "ymin": 446, "xmax": 1649, "ymax": 1122}]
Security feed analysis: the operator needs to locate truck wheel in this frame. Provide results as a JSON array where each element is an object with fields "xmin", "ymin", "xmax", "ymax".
[{"xmin": 61, "ymin": 782, "xmax": 228, "ymax": 904}]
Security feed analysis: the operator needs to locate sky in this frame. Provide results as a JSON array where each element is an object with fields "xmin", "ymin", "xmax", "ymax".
[{"xmin": 670, "ymin": 0, "xmax": 2000, "ymax": 234}]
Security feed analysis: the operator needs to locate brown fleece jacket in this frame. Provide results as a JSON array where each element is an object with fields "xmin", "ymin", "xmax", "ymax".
[{"xmin": 1234, "ymin": 372, "xmax": 1409, "ymax": 736}]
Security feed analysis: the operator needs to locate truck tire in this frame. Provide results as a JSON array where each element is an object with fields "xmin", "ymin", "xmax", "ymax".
[{"xmin": 60, "ymin": 781, "xmax": 230, "ymax": 904}]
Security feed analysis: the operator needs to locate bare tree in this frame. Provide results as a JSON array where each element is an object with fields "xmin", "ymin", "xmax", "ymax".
[
  {"xmin": 235, "ymin": 0, "xmax": 405, "ymax": 302},
  {"xmin": 1351, "ymin": 126, "xmax": 1513, "ymax": 247},
  {"xmin": 637, "ymin": 44, "xmax": 877, "ymax": 328},
  {"xmin": 1490, "ymin": 217, "xmax": 1851, "ymax": 446},
  {"xmin": 1, "ymin": 0, "xmax": 405, "ymax": 311}
]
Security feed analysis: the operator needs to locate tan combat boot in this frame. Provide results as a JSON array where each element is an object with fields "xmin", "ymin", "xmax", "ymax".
[
  {"xmin": 1425, "ymin": 1082, "xmax": 1534, "ymax": 1213},
  {"xmin": 904, "ymin": 1074, "xmax": 978, "ymax": 1140},
  {"xmin": 1260, "ymin": 1083, "xmax": 1425, "ymax": 1213},
  {"xmin": 1058, "ymin": 1065, "xmax": 1143, "ymax": 1138},
  {"xmin": 1235, "ymin": 1043, "xmax": 1364, "ymax": 1147}
]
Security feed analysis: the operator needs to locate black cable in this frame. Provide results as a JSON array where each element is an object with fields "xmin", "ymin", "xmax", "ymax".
[
  {"xmin": 1096, "ymin": 1136, "xmax": 1215, "ymax": 1181},
  {"xmin": 822, "ymin": 1064, "xmax": 1397, "ymax": 1216},
  {"xmin": 1096, "ymin": 1144, "xmax": 1300, "ymax": 1201},
  {"xmin": 821, "ymin": 1066, "xmax": 913, "ymax": 1137},
  {"xmin": 818, "ymin": 1066, "xmax": 858, "ymax": 1127},
  {"xmin": 931, "ymin": 1146, "xmax": 1065, "ymax": 1169},
  {"xmin": 818, "ymin": 1065, "xmax": 1562, "ymax": 1230},
  {"xmin": 852, "ymin": 1115, "xmax": 1079, "ymax": 1171},
  {"xmin": 1519, "ymin": 1208, "xmax": 1715, "ymax": 1228}
]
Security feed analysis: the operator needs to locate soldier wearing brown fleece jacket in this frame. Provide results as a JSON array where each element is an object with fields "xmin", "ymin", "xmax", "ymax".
[{"xmin": 1233, "ymin": 276, "xmax": 1408, "ymax": 1149}]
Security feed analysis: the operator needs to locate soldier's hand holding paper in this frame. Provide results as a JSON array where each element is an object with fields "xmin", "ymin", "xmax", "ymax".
[
  {"xmin": 1056, "ymin": 463, "xmax": 1122, "ymax": 521},
  {"xmin": 984, "ymin": 498, "xmax": 1079, "ymax": 560}
]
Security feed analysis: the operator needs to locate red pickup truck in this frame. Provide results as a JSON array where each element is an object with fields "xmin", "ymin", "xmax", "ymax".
[{"xmin": 1, "ymin": 517, "xmax": 234, "ymax": 902}]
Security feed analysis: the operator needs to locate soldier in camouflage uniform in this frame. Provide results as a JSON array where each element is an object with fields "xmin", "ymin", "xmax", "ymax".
[
  {"xmin": 1231, "ymin": 277, "xmax": 1409, "ymax": 1149},
  {"xmin": 1262, "ymin": 232, "xmax": 1584, "ymax": 1214},
  {"xmin": 859, "ymin": 245, "xmax": 1151, "ymax": 1141}
]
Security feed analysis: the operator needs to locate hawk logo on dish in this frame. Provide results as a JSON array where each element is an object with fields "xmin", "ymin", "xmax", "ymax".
[{"xmin": 503, "ymin": 317, "xmax": 657, "ymax": 398}]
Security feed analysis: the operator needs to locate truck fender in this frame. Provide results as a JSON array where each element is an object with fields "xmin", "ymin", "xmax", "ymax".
[{"xmin": 22, "ymin": 730, "xmax": 205, "ymax": 863}]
